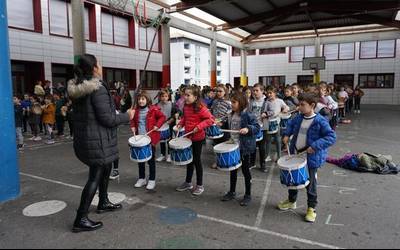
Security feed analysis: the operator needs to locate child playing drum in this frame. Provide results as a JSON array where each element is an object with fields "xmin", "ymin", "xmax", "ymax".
[
  {"xmin": 175, "ymin": 86, "xmax": 215, "ymax": 196},
  {"xmin": 279, "ymin": 93, "xmax": 336, "ymax": 223},
  {"xmin": 130, "ymin": 91, "xmax": 166, "ymax": 190},
  {"xmin": 220, "ymin": 93, "xmax": 260, "ymax": 206}
]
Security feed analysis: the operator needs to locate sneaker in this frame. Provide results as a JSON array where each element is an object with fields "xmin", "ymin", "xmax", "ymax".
[
  {"xmin": 176, "ymin": 182, "xmax": 193, "ymax": 192},
  {"xmin": 166, "ymin": 155, "xmax": 171, "ymax": 163},
  {"xmin": 33, "ymin": 136, "xmax": 42, "ymax": 141},
  {"xmin": 305, "ymin": 208, "xmax": 317, "ymax": 223},
  {"xmin": 265, "ymin": 156, "xmax": 272, "ymax": 162},
  {"xmin": 134, "ymin": 179, "xmax": 147, "ymax": 188},
  {"xmin": 221, "ymin": 192, "xmax": 236, "ymax": 202},
  {"xmin": 146, "ymin": 180, "xmax": 156, "ymax": 190},
  {"xmin": 249, "ymin": 165, "xmax": 257, "ymax": 170},
  {"xmin": 277, "ymin": 200, "xmax": 297, "ymax": 211},
  {"xmin": 259, "ymin": 164, "xmax": 268, "ymax": 173},
  {"xmin": 156, "ymin": 156, "xmax": 166, "ymax": 162},
  {"xmin": 17, "ymin": 144, "xmax": 24, "ymax": 150},
  {"xmin": 109, "ymin": 170, "xmax": 120, "ymax": 180},
  {"xmin": 240, "ymin": 195, "xmax": 252, "ymax": 206},
  {"xmin": 192, "ymin": 185, "xmax": 204, "ymax": 196},
  {"xmin": 45, "ymin": 140, "xmax": 55, "ymax": 145},
  {"xmin": 29, "ymin": 136, "xmax": 36, "ymax": 141},
  {"xmin": 210, "ymin": 163, "xmax": 218, "ymax": 169}
]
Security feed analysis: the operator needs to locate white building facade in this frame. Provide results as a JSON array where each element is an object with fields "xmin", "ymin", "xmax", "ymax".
[{"xmin": 230, "ymin": 38, "xmax": 400, "ymax": 105}]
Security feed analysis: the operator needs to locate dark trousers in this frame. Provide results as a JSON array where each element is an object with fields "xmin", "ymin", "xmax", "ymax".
[
  {"xmin": 68, "ymin": 119, "xmax": 74, "ymax": 137},
  {"xmin": 56, "ymin": 115, "xmax": 65, "ymax": 135},
  {"xmin": 354, "ymin": 97, "xmax": 361, "ymax": 111},
  {"xmin": 112, "ymin": 159, "xmax": 119, "ymax": 170},
  {"xmin": 250, "ymin": 130, "xmax": 267, "ymax": 167},
  {"xmin": 230, "ymin": 154, "xmax": 252, "ymax": 196},
  {"xmin": 23, "ymin": 114, "xmax": 29, "ymax": 132},
  {"xmin": 288, "ymin": 167, "xmax": 318, "ymax": 209},
  {"xmin": 77, "ymin": 163, "xmax": 113, "ymax": 215},
  {"xmin": 29, "ymin": 123, "xmax": 39, "ymax": 137},
  {"xmin": 339, "ymin": 108, "xmax": 345, "ymax": 119},
  {"xmin": 160, "ymin": 142, "xmax": 170, "ymax": 156},
  {"xmin": 139, "ymin": 146, "xmax": 156, "ymax": 181},
  {"xmin": 186, "ymin": 140, "xmax": 204, "ymax": 186}
]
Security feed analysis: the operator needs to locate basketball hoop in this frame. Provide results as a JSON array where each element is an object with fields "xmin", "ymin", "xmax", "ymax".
[{"xmin": 107, "ymin": 0, "xmax": 129, "ymax": 12}]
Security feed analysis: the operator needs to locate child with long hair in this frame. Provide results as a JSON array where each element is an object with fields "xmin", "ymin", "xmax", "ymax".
[{"xmin": 176, "ymin": 86, "xmax": 215, "ymax": 196}]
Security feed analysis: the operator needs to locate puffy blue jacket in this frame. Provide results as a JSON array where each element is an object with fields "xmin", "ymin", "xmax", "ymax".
[
  {"xmin": 224, "ymin": 111, "xmax": 261, "ymax": 156},
  {"xmin": 284, "ymin": 113, "xmax": 336, "ymax": 169}
]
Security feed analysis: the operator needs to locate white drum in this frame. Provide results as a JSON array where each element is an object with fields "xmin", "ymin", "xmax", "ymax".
[
  {"xmin": 159, "ymin": 123, "xmax": 171, "ymax": 142},
  {"xmin": 278, "ymin": 155, "xmax": 310, "ymax": 190},
  {"xmin": 214, "ymin": 142, "xmax": 242, "ymax": 171},
  {"xmin": 128, "ymin": 136, "xmax": 152, "ymax": 163},
  {"xmin": 169, "ymin": 137, "xmax": 193, "ymax": 166}
]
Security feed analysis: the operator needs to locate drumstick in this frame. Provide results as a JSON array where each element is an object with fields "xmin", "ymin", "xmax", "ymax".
[
  {"xmin": 221, "ymin": 129, "xmax": 241, "ymax": 134},
  {"xmin": 286, "ymin": 144, "xmax": 291, "ymax": 157},
  {"xmin": 180, "ymin": 130, "xmax": 196, "ymax": 138}
]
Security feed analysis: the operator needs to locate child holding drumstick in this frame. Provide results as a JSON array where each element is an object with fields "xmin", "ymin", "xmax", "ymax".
[
  {"xmin": 175, "ymin": 85, "xmax": 215, "ymax": 196},
  {"xmin": 130, "ymin": 91, "xmax": 166, "ymax": 190},
  {"xmin": 279, "ymin": 93, "xmax": 336, "ymax": 223},
  {"xmin": 221, "ymin": 92, "xmax": 260, "ymax": 206}
]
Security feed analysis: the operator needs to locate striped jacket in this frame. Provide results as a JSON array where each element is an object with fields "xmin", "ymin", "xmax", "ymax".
[{"xmin": 211, "ymin": 98, "xmax": 232, "ymax": 122}]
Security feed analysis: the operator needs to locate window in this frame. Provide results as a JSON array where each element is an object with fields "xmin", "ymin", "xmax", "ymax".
[
  {"xmin": 323, "ymin": 43, "xmax": 355, "ymax": 60},
  {"xmin": 259, "ymin": 76, "xmax": 286, "ymax": 89},
  {"xmin": 101, "ymin": 10, "xmax": 135, "ymax": 48},
  {"xmin": 359, "ymin": 73, "xmax": 394, "ymax": 88},
  {"xmin": 334, "ymin": 75, "xmax": 354, "ymax": 88},
  {"xmin": 259, "ymin": 47, "xmax": 286, "ymax": 55},
  {"xmin": 290, "ymin": 46, "xmax": 315, "ymax": 62},
  {"xmin": 247, "ymin": 49, "xmax": 256, "ymax": 56},
  {"xmin": 217, "ymin": 51, "xmax": 221, "ymax": 57},
  {"xmin": 52, "ymin": 64, "xmax": 74, "ymax": 87},
  {"xmin": 103, "ymin": 67, "xmax": 136, "ymax": 89},
  {"xmin": 7, "ymin": 0, "xmax": 42, "ymax": 32},
  {"xmin": 360, "ymin": 40, "xmax": 396, "ymax": 59},
  {"xmin": 139, "ymin": 26, "xmax": 161, "ymax": 52},
  {"xmin": 184, "ymin": 67, "xmax": 191, "ymax": 74},
  {"xmin": 184, "ymin": 43, "xmax": 190, "ymax": 50},
  {"xmin": 232, "ymin": 47, "xmax": 241, "ymax": 57},
  {"xmin": 297, "ymin": 75, "xmax": 314, "ymax": 87},
  {"xmin": 49, "ymin": 0, "xmax": 96, "ymax": 41},
  {"xmin": 140, "ymin": 71, "xmax": 162, "ymax": 89}
]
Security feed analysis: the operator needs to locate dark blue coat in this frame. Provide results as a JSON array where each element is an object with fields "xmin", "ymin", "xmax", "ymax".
[
  {"xmin": 284, "ymin": 113, "xmax": 336, "ymax": 169},
  {"xmin": 224, "ymin": 111, "xmax": 260, "ymax": 156}
]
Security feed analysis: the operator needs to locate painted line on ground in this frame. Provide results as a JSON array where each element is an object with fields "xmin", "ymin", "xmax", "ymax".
[
  {"xmin": 20, "ymin": 172, "xmax": 342, "ymax": 249},
  {"xmin": 325, "ymin": 214, "xmax": 344, "ymax": 227},
  {"xmin": 254, "ymin": 164, "xmax": 275, "ymax": 228}
]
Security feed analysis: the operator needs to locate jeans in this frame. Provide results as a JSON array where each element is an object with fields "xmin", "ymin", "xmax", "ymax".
[
  {"xmin": 16, "ymin": 127, "xmax": 24, "ymax": 145},
  {"xmin": 230, "ymin": 154, "xmax": 252, "ymax": 196},
  {"xmin": 45, "ymin": 124, "xmax": 55, "ymax": 140},
  {"xmin": 139, "ymin": 146, "xmax": 156, "ymax": 181},
  {"xmin": 266, "ymin": 130, "xmax": 282, "ymax": 160},
  {"xmin": 288, "ymin": 167, "xmax": 318, "ymax": 209},
  {"xmin": 186, "ymin": 140, "xmax": 204, "ymax": 186}
]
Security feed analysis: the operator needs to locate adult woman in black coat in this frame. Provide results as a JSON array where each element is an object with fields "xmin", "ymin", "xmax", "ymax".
[{"xmin": 68, "ymin": 54, "xmax": 134, "ymax": 233}]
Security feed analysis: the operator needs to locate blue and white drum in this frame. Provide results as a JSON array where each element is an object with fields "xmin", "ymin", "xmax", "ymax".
[
  {"xmin": 267, "ymin": 118, "xmax": 280, "ymax": 134},
  {"xmin": 173, "ymin": 126, "xmax": 185, "ymax": 138},
  {"xmin": 169, "ymin": 138, "xmax": 193, "ymax": 166},
  {"xmin": 278, "ymin": 155, "xmax": 310, "ymax": 190},
  {"xmin": 129, "ymin": 136, "xmax": 152, "ymax": 163},
  {"xmin": 280, "ymin": 113, "xmax": 292, "ymax": 130},
  {"xmin": 206, "ymin": 124, "xmax": 224, "ymax": 139},
  {"xmin": 159, "ymin": 123, "xmax": 171, "ymax": 142},
  {"xmin": 214, "ymin": 142, "xmax": 242, "ymax": 172}
]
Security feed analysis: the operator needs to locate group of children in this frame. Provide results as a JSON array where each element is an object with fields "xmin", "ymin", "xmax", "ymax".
[
  {"xmin": 13, "ymin": 93, "xmax": 73, "ymax": 148},
  {"xmin": 126, "ymin": 82, "xmax": 337, "ymax": 222}
]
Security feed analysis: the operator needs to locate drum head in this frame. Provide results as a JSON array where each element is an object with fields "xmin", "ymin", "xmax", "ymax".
[
  {"xmin": 129, "ymin": 135, "xmax": 151, "ymax": 147},
  {"xmin": 214, "ymin": 142, "xmax": 239, "ymax": 154},
  {"xmin": 278, "ymin": 155, "xmax": 307, "ymax": 170},
  {"xmin": 280, "ymin": 113, "xmax": 291, "ymax": 119},
  {"xmin": 159, "ymin": 123, "xmax": 170, "ymax": 131},
  {"xmin": 169, "ymin": 138, "xmax": 192, "ymax": 149}
]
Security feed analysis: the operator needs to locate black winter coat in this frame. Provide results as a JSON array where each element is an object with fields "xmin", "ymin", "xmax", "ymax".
[{"xmin": 68, "ymin": 78, "xmax": 130, "ymax": 167}]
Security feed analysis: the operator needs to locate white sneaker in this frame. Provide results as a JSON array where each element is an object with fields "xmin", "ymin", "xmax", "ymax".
[
  {"xmin": 166, "ymin": 155, "xmax": 171, "ymax": 163},
  {"xmin": 156, "ymin": 156, "xmax": 166, "ymax": 162},
  {"xmin": 29, "ymin": 136, "xmax": 36, "ymax": 141},
  {"xmin": 134, "ymin": 179, "xmax": 147, "ymax": 188},
  {"xmin": 45, "ymin": 140, "xmax": 55, "ymax": 145},
  {"xmin": 146, "ymin": 180, "xmax": 156, "ymax": 190},
  {"xmin": 265, "ymin": 156, "xmax": 272, "ymax": 162},
  {"xmin": 33, "ymin": 136, "xmax": 42, "ymax": 141}
]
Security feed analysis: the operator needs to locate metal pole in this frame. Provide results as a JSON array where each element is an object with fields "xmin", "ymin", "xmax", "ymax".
[
  {"xmin": 0, "ymin": 0, "xmax": 20, "ymax": 202},
  {"xmin": 210, "ymin": 30, "xmax": 217, "ymax": 88},
  {"xmin": 71, "ymin": 0, "xmax": 86, "ymax": 63},
  {"xmin": 314, "ymin": 37, "xmax": 321, "ymax": 83},
  {"xmin": 240, "ymin": 49, "xmax": 248, "ymax": 87},
  {"xmin": 161, "ymin": 23, "xmax": 171, "ymax": 89}
]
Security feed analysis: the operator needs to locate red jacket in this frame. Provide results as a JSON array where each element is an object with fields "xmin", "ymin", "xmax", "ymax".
[
  {"xmin": 130, "ymin": 105, "xmax": 166, "ymax": 146},
  {"xmin": 178, "ymin": 103, "xmax": 215, "ymax": 142}
]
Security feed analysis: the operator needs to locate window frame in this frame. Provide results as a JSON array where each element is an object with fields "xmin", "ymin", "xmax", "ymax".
[
  {"xmin": 101, "ymin": 8, "xmax": 135, "ymax": 49},
  {"xmin": 138, "ymin": 25, "xmax": 162, "ymax": 53},
  {"xmin": 289, "ymin": 45, "xmax": 315, "ymax": 63},
  {"xmin": 259, "ymin": 47, "xmax": 286, "ymax": 55},
  {"xmin": 359, "ymin": 40, "xmax": 396, "ymax": 59},
  {"xmin": 358, "ymin": 73, "xmax": 395, "ymax": 89},
  {"xmin": 140, "ymin": 70, "xmax": 162, "ymax": 90},
  {"xmin": 322, "ymin": 43, "xmax": 355, "ymax": 61},
  {"xmin": 8, "ymin": 0, "xmax": 42, "ymax": 33}
]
